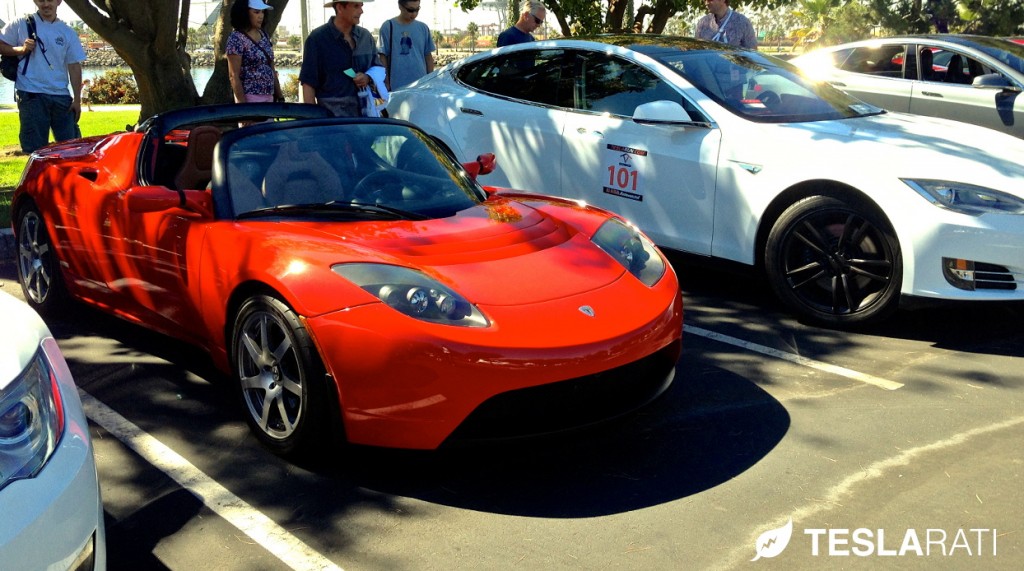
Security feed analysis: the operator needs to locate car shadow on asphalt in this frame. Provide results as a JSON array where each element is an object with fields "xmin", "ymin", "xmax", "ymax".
[{"xmin": 308, "ymin": 358, "xmax": 790, "ymax": 518}]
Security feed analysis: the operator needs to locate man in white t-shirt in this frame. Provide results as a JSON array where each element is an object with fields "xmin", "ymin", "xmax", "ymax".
[{"xmin": 0, "ymin": 0, "xmax": 86, "ymax": 153}]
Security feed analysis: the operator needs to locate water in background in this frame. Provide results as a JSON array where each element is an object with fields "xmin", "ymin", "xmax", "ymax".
[{"xmin": 1, "ymin": 67, "xmax": 301, "ymax": 107}]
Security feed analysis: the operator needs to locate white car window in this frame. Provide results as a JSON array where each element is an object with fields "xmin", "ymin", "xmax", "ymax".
[
  {"xmin": 839, "ymin": 44, "xmax": 908, "ymax": 77},
  {"xmin": 575, "ymin": 53, "xmax": 686, "ymax": 117},
  {"xmin": 456, "ymin": 49, "xmax": 575, "ymax": 108}
]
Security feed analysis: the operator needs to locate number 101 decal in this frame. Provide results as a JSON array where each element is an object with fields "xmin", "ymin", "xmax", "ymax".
[{"xmin": 603, "ymin": 143, "xmax": 647, "ymax": 202}]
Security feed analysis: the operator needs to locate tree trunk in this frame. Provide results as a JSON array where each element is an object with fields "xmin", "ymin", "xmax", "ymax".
[
  {"xmin": 643, "ymin": 0, "xmax": 678, "ymax": 34},
  {"xmin": 606, "ymin": 0, "xmax": 629, "ymax": 32},
  {"xmin": 133, "ymin": 49, "xmax": 200, "ymax": 118}
]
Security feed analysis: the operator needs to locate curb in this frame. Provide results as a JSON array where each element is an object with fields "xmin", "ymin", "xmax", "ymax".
[{"xmin": 0, "ymin": 228, "xmax": 13, "ymax": 262}]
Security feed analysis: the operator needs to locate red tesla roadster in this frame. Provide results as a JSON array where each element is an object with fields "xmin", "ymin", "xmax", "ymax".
[{"xmin": 10, "ymin": 104, "xmax": 683, "ymax": 457}]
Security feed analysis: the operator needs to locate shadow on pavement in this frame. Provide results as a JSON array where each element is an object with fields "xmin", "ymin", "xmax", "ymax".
[{"xmin": 312, "ymin": 359, "xmax": 789, "ymax": 518}]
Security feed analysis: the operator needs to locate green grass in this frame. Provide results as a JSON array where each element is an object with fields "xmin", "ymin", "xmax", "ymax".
[{"xmin": 1, "ymin": 108, "xmax": 140, "ymax": 228}]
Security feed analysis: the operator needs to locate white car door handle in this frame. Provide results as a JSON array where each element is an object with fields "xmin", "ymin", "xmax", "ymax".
[
  {"xmin": 577, "ymin": 127, "xmax": 604, "ymax": 138},
  {"xmin": 920, "ymin": 91, "xmax": 943, "ymax": 97}
]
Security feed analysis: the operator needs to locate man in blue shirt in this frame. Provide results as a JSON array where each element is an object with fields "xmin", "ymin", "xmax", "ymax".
[
  {"xmin": 496, "ymin": 1, "xmax": 546, "ymax": 47},
  {"xmin": 300, "ymin": 0, "xmax": 382, "ymax": 117}
]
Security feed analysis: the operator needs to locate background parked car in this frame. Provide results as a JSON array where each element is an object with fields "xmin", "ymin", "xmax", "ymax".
[
  {"xmin": 0, "ymin": 289, "xmax": 106, "ymax": 571},
  {"xmin": 790, "ymin": 35, "xmax": 1024, "ymax": 137},
  {"xmin": 389, "ymin": 35, "xmax": 1024, "ymax": 327}
]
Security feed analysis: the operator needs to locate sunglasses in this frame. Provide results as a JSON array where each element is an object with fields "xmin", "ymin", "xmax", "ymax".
[
  {"xmin": 531, "ymin": 14, "xmax": 544, "ymax": 25},
  {"xmin": 404, "ymin": 6, "xmax": 420, "ymax": 12}
]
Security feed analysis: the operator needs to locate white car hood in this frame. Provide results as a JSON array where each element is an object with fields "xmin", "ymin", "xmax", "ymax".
[{"xmin": 743, "ymin": 111, "xmax": 1024, "ymax": 197}]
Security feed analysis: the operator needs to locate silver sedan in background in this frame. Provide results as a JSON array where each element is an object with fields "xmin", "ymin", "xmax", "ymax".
[{"xmin": 791, "ymin": 35, "xmax": 1024, "ymax": 137}]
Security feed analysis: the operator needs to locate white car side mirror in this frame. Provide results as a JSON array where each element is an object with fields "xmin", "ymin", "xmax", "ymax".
[
  {"xmin": 972, "ymin": 73, "xmax": 1022, "ymax": 92},
  {"xmin": 633, "ymin": 100, "xmax": 692, "ymax": 124}
]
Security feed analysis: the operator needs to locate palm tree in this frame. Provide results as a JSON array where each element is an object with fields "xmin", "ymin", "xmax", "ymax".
[
  {"xmin": 792, "ymin": 0, "xmax": 842, "ymax": 47},
  {"xmin": 467, "ymin": 22, "xmax": 480, "ymax": 53}
]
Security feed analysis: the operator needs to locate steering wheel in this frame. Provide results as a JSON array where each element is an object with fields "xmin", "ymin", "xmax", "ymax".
[
  {"xmin": 757, "ymin": 90, "xmax": 781, "ymax": 108},
  {"xmin": 351, "ymin": 170, "xmax": 404, "ymax": 203}
]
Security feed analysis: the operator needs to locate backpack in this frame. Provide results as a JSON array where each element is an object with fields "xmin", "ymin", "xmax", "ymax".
[{"xmin": 1, "ymin": 15, "xmax": 37, "ymax": 82}]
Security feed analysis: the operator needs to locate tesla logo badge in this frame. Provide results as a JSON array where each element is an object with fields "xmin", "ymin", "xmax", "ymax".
[{"xmin": 579, "ymin": 306, "xmax": 595, "ymax": 317}]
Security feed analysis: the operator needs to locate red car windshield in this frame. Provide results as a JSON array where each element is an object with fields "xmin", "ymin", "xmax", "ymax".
[{"xmin": 223, "ymin": 123, "xmax": 483, "ymax": 219}]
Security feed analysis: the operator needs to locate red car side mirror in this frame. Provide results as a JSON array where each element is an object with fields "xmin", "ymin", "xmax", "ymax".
[{"xmin": 462, "ymin": 153, "xmax": 496, "ymax": 181}]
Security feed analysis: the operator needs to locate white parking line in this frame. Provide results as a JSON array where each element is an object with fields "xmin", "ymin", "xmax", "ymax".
[
  {"xmin": 79, "ymin": 389, "xmax": 343, "ymax": 571},
  {"xmin": 684, "ymin": 325, "xmax": 904, "ymax": 391}
]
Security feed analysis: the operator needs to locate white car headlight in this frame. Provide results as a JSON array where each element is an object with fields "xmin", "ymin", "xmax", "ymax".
[
  {"xmin": 592, "ymin": 219, "xmax": 667, "ymax": 286},
  {"xmin": 0, "ymin": 345, "xmax": 65, "ymax": 491},
  {"xmin": 333, "ymin": 263, "xmax": 489, "ymax": 327},
  {"xmin": 903, "ymin": 179, "xmax": 1024, "ymax": 216}
]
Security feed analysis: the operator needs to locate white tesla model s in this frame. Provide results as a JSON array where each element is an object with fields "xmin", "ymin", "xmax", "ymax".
[{"xmin": 390, "ymin": 35, "xmax": 1024, "ymax": 326}]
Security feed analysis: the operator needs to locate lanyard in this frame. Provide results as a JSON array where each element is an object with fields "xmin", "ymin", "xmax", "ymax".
[{"xmin": 711, "ymin": 9, "xmax": 734, "ymax": 43}]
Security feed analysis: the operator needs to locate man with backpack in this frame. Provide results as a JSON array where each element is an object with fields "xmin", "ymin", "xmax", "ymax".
[{"xmin": 0, "ymin": 0, "xmax": 86, "ymax": 153}]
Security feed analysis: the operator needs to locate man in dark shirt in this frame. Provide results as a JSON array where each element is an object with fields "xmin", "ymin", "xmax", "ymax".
[
  {"xmin": 496, "ymin": 1, "xmax": 546, "ymax": 47},
  {"xmin": 300, "ymin": 0, "xmax": 382, "ymax": 117}
]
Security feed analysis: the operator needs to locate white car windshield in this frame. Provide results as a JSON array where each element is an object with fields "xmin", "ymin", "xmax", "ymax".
[{"xmin": 651, "ymin": 49, "xmax": 883, "ymax": 122}]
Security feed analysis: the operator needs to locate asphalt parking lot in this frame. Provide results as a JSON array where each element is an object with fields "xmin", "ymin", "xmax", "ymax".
[{"xmin": 2, "ymin": 252, "xmax": 1022, "ymax": 570}]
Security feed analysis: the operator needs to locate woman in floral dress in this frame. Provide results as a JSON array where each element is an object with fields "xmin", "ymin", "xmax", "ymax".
[{"xmin": 226, "ymin": 0, "xmax": 283, "ymax": 103}]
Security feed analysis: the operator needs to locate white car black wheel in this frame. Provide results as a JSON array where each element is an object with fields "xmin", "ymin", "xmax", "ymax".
[{"xmin": 766, "ymin": 196, "xmax": 902, "ymax": 326}]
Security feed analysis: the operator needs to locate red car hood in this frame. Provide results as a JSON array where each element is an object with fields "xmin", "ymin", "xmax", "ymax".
[{"xmin": 275, "ymin": 199, "xmax": 626, "ymax": 306}]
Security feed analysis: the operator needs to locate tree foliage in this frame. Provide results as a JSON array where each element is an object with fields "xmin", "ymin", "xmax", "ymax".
[
  {"xmin": 62, "ymin": 0, "xmax": 289, "ymax": 118},
  {"xmin": 458, "ymin": 0, "xmax": 793, "ymax": 36},
  {"xmin": 866, "ymin": 0, "xmax": 1024, "ymax": 36}
]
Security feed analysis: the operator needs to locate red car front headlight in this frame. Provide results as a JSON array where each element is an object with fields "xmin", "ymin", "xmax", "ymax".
[
  {"xmin": 592, "ymin": 219, "xmax": 667, "ymax": 287},
  {"xmin": 0, "ymin": 344, "xmax": 65, "ymax": 491},
  {"xmin": 333, "ymin": 263, "xmax": 489, "ymax": 327}
]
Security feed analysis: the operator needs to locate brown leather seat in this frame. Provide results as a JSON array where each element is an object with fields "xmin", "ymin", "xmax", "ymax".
[
  {"xmin": 174, "ymin": 126, "xmax": 221, "ymax": 190},
  {"xmin": 261, "ymin": 141, "xmax": 343, "ymax": 205}
]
